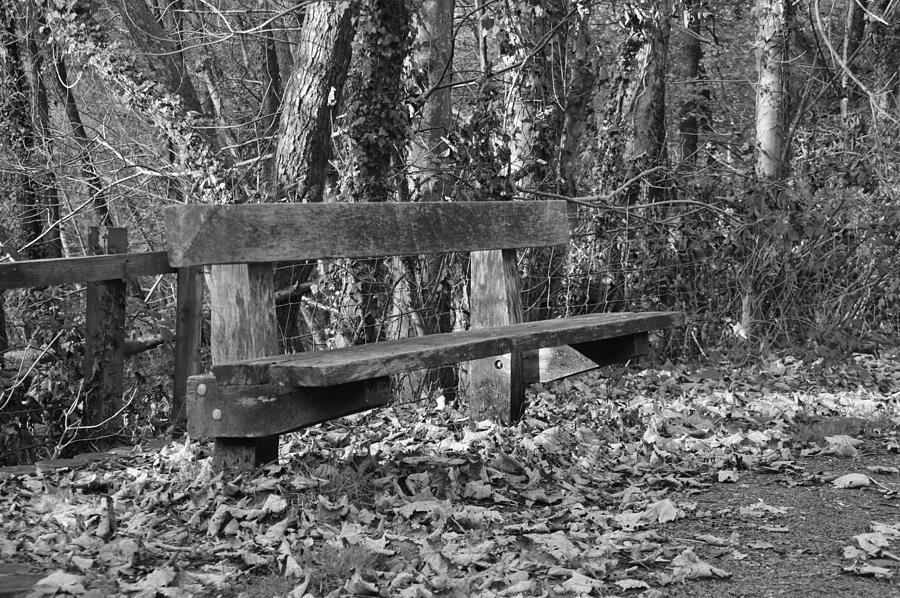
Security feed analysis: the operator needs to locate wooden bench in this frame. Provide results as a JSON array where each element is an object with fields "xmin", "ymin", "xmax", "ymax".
[{"xmin": 165, "ymin": 201, "xmax": 683, "ymax": 469}]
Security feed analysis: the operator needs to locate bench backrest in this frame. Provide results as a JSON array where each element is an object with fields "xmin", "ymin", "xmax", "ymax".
[
  {"xmin": 164, "ymin": 201, "xmax": 569, "ymax": 267},
  {"xmin": 164, "ymin": 200, "xmax": 571, "ymax": 426}
]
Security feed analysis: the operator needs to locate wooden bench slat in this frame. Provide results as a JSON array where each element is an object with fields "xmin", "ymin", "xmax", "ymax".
[
  {"xmin": 164, "ymin": 201, "xmax": 570, "ymax": 267},
  {"xmin": 187, "ymin": 375, "xmax": 391, "ymax": 438},
  {"xmin": 212, "ymin": 311, "xmax": 683, "ymax": 387}
]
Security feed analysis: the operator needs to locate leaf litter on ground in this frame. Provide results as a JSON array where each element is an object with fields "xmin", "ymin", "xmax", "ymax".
[{"xmin": 1, "ymin": 351, "xmax": 899, "ymax": 596}]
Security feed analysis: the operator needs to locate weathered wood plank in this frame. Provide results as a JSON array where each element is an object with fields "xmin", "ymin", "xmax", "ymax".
[
  {"xmin": 83, "ymin": 228, "xmax": 127, "ymax": 437},
  {"xmin": 207, "ymin": 263, "xmax": 280, "ymax": 468},
  {"xmin": 165, "ymin": 201, "xmax": 570, "ymax": 267},
  {"xmin": 508, "ymin": 333, "xmax": 649, "ymax": 383},
  {"xmin": 466, "ymin": 249, "xmax": 526, "ymax": 423},
  {"xmin": 504, "ymin": 346, "xmax": 600, "ymax": 384},
  {"xmin": 214, "ymin": 311, "xmax": 684, "ymax": 387},
  {"xmin": 186, "ymin": 374, "xmax": 392, "ymax": 437},
  {"xmin": 0, "ymin": 251, "xmax": 174, "ymax": 289},
  {"xmin": 172, "ymin": 267, "xmax": 203, "ymax": 434}
]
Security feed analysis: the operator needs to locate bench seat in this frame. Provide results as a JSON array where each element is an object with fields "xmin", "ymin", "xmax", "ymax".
[{"xmin": 213, "ymin": 311, "xmax": 684, "ymax": 387}]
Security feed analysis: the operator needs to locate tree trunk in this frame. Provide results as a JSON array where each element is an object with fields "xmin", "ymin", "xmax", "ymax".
[
  {"xmin": 840, "ymin": 0, "xmax": 867, "ymax": 119},
  {"xmin": 747, "ymin": 0, "xmax": 792, "ymax": 340},
  {"xmin": 274, "ymin": 1, "xmax": 355, "ymax": 202},
  {"xmin": 409, "ymin": 0, "xmax": 455, "ymax": 202},
  {"xmin": 0, "ymin": 291, "xmax": 6, "ymax": 353},
  {"xmin": 502, "ymin": 0, "xmax": 568, "ymax": 192},
  {"xmin": 110, "ymin": 0, "xmax": 202, "ymax": 113},
  {"xmin": 628, "ymin": 1, "xmax": 670, "ymax": 194},
  {"xmin": 108, "ymin": 0, "xmax": 231, "ymax": 200},
  {"xmin": 0, "ymin": 3, "xmax": 61, "ymax": 260},
  {"xmin": 23, "ymin": 5, "xmax": 63, "ymax": 259},
  {"xmin": 557, "ymin": 10, "xmax": 596, "ymax": 194},
  {"xmin": 595, "ymin": 2, "xmax": 670, "ymax": 313},
  {"xmin": 409, "ymin": 0, "xmax": 458, "ymax": 400},
  {"xmin": 754, "ymin": 0, "xmax": 789, "ymax": 182},
  {"xmin": 53, "ymin": 53, "xmax": 111, "ymax": 226},
  {"xmin": 344, "ymin": 0, "xmax": 411, "ymax": 203},
  {"xmin": 676, "ymin": 0, "xmax": 706, "ymax": 163},
  {"xmin": 599, "ymin": 1, "xmax": 671, "ymax": 202},
  {"xmin": 870, "ymin": 0, "xmax": 900, "ymax": 116},
  {"xmin": 259, "ymin": 0, "xmax": 285, "ymax": 199},
  {"xmin": 339, "ymin": 0, "xmax": 412, "ymax": 347}
]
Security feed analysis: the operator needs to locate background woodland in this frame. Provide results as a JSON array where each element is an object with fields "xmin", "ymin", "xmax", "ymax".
[{"xmin": 1, "ymin": 0, "xmax": 899, "ymax": 462}]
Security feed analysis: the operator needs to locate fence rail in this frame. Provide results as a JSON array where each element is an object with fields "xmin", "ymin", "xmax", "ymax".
[
  {"xmin": 0, "ymin": 251, "xmax": 174, "ymax": 290},
  {"xmin": 1, "ymin": 228, "xmax": 200, "ymax": 444}
]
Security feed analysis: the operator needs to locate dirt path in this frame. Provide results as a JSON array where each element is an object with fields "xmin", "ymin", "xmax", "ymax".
[{"xmin": 661, "ymin": 449, "xmax": 899, "ymax": 597}]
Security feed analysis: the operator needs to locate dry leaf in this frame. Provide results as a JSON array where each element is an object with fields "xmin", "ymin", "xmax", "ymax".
[{"xmin": 832, "ymin": 473, "xmax": 870, "ymax": 489}]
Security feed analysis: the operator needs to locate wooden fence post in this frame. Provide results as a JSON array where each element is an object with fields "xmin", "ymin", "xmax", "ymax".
[
  {"xmin": 468, "ymin": 248, "xmax": 526, "ymax": 423},
  {"xmin": 83, "ymin": 227, "xmax": 127, "ymax": 438},
  {"xmin": 208, "ymin": 263, "xmax": 279, "ymax": 470},
  {"xmin": 172, "ymin": 266, "xmax": 202, "ymax": 435}
]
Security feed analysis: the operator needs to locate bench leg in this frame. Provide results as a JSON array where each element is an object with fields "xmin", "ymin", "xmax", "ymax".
[
  {"xmin": 469, "ymin": 249, "xmax": 526, "ymax": 424},
  {"xmin": 469, "ymin": 350, "xmax": 526, "ymax": 424},
  {"xmin": 213, "ymin": 437, "xmax": 278, "ymax": 471},
  {"xmin": 206, "ymin": 263, "xmax": 281, "ymax": 472},
  {"xmin": 186, "ymin": 374, "xmax": 392, "ymax": 471}
]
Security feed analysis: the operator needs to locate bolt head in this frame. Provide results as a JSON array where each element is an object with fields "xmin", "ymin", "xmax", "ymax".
[
  {"xmin": 212, "ymin": 408, "xmax": 222, "ymax": 421},
  {"xmin": 197, "ymin": 383, "xmax": 207, "ymax": 396},
  {"xmin": 494, "ymin": 359, "xmax": 504, "ymax": 370}
]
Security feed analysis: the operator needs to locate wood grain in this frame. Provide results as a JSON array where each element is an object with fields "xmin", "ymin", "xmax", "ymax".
[
  {"xmin": 500, "ymin": 346, "xmax": 600, "ymax": 384},
  {"xmin": 172, "ymin": 267, "xmax": 202, "ymax": 433},
  {"xmin": 186, "ymin": 374, "xmax": 392, "ymax": 437},
  {"xmin": 207, "ymin": 263, "xmax": 280, "ymax": 467},
  {"xmin": 0, "ymin": 251, "xmax": 174, "ymax": 289},
  {"xmin": 83, "ymin": 228, "xmax": 127, "ymax": 433},
  {"xmin": 208, "ymin": 264, "xmax": 279, "ymax": 363},
  {"xmin": 165, "ymin": 201, "xmax": 570, "ymax": 267},
  {"xmin": 214, "ymin": 311, "xmax": 684, "ymax": 387},
  {"xmin": 466, "ymin": 249, "xmax": 526, "ymax": 423}
]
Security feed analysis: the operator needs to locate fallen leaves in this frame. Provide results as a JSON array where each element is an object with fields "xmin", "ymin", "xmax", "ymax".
[
  {"xmin": 659, "ymin": 548, "xmax": 732, "ymax": 584},
  {"xmin": 833, "ymin": 473, "xmax": 871, "ymax": 489},
  {"xmin": 1, "ymin": 355, "xmax": 899, "ymax": 596},
  {"xmin": 841, "ymin": 522, "xmax": 900, "ymax": 580}
]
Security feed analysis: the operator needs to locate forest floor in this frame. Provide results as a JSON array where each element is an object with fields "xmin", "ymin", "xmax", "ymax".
[{"xmin": 1, "ymin": 350, "xmax": 899, "ymax": 598}]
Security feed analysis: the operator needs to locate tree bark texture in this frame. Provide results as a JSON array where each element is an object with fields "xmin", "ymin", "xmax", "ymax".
[
  {"xmin": 676, "ymin": 1, "xmax": 705, "ymax": 162},
  {"xmin": 840, "ymin": 0, "xmax": 867, "ymax": 119},
  {"xmin": 599, "ymin": 1, "xmax": 671, "ymax": 202},
  {"xmin": 0, "ymin": 4, "xmax": 61, "ymax": 260},
  {"xmin": 54, "ymin": 54, "xmax": 110, "ymax": 226},
  {"xmin": 275, "ymin": 1, "xmax": 355, "ymax": 202},
  {"xmin": 557, "ymin": 10, "xmax": 596, "ymax": 195},
  {"xmin": 502, "ymin": 0, "xmax": 567, "ymax": 192},
  {"xmin": 83, "ymin": 228, "xmax": 126, "ymax": 438},
  {"xmin": 753, "ymin": 0, "xmax": 790, "ymax": 182},
  {"xmin": 111, "ymin": 0, "xmax": 201, "ymax": 113},
  {"xmin": 628, "ymin": 2, "xmax": 670, "ymax": 183},
  {"xmin": 345, "ymin": 0, "xmax": 412, "ymax": 203},
  {"xmin": 870, "ymin": 0, "xmax": 900, "ymax": 115},
  {"xmin": 409, "ymin": 0, "xmax": 455, "ymax": 202},
  {"xmin": 259, "ymin": 0, "xmax": 284, "ymax": 199}
]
